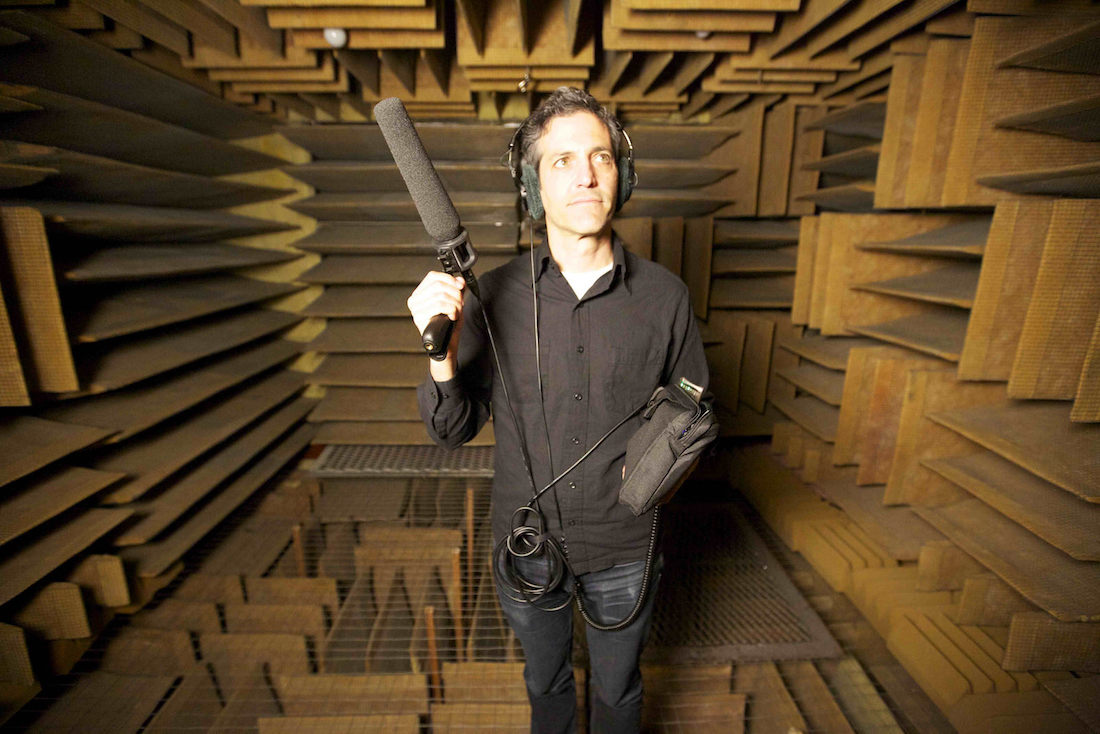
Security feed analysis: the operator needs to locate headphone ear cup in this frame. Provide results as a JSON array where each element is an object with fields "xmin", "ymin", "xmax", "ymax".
[
  {"xmin": 616, "ymin": 153, "xmax": 634, "ymax": 211},
  {"xmin": 520, "ymin": 162, "xmax": 544, "ymax": 220}
]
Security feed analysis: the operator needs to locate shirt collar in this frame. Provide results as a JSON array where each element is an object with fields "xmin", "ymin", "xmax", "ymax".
[{"xmin": 532, "ymin": 231, "xmax": 631, "ymax": 294}]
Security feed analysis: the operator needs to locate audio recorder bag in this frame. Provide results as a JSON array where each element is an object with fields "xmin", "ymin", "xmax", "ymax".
[{"xmin": 618, "ymin": 379, "xmax": 719, "ymax": 516}]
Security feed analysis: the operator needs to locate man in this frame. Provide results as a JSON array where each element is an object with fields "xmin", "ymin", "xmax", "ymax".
[{"xmin": 408, "ymin": 87, "xmax": 708, "ymax": 733}]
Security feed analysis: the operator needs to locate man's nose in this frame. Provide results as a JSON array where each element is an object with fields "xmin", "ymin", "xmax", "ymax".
[{"xmin": 577, "ymin": 158, "xmax": 597, "ymax": 187}]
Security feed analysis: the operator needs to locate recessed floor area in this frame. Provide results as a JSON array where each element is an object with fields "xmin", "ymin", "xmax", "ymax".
[{"xmin": 6, "ymin": 465, "xmax": 957, "ymax": 733}]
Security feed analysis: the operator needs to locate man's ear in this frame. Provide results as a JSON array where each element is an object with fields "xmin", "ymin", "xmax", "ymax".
[{"xmin": 520, "ymin": 162, "xmax": 544, "ymax": 220}]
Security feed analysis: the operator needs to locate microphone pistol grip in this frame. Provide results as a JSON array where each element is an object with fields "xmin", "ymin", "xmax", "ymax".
[{"xmin": 422, "ymin": 313, "xmax": 454, "ymax": 361}]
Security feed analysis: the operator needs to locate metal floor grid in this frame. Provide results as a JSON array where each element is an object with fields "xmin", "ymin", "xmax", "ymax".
[
  {"xmin": 311, "ymin": 444, "xmax": 495, "ymax": 478},
  {"xmin": 644, "ymin": 501, "xmax": 842, "ymax": 664},
  {"xmin": 6, "ymin": 475, "xmax": 908, "ymax": 734}
]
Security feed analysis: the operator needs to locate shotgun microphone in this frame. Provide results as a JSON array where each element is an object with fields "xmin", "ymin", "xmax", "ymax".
[{"xmin": 375, "ymin": 96, "xmax": 479, "ymax": 360}]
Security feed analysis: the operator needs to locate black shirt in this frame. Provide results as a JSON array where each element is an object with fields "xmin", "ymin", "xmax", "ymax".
[{"xmin": 417, "ymin": 235, "xmax": 709, "ymax": 575}]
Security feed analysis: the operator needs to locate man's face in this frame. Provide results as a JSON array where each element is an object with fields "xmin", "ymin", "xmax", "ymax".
[{"xmin": 535, "ymin": 111, "xmax": 618, "ymax": 240}]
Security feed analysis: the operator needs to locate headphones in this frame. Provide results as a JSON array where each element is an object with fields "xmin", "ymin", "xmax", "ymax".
[{"xmin": 504, "ymin": 117, "xmax": 637, "ymax": 220}]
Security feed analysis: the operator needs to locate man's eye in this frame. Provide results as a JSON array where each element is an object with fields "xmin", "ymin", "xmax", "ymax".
[
  {"xmin": 553, "ymin": 157, "xmax": 569, "ymax": 168},
  {"xmin": 595, "ymin": 153, "xmax": 612, "ymax": 164}
]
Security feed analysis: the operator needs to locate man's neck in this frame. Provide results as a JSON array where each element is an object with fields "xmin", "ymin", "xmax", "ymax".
[{"xmin": 546, "ymin": 227, "xmax": 614, "ymax": 273}]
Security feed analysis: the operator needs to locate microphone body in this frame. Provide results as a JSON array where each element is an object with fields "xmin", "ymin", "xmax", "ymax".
[{"xmin": 375, "ymin": 97, "xmax": 480, "ymax": 360}]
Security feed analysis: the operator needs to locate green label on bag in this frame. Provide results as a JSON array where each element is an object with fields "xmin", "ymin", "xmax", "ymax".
[{"xmin": 678, "ymin": 376, "xmax": 703, "ymax": 403}]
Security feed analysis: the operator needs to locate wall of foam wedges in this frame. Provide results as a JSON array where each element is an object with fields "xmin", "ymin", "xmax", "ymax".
[
  {"xmin": 0, "ymin": 13, "xmax": 319, "ymax": 719},
  {"xmin": 728, "ymin": 11, "xmax": 1100, "ymax": 734}
]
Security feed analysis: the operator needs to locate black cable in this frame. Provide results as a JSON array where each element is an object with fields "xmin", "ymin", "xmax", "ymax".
[{"xmin": 489, "ymin": 237, "xmax": 660, "ymax": 628}]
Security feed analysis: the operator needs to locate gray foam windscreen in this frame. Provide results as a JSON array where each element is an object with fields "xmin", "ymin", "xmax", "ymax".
[{"xmin": 375, "ymin": 97, "xmax": 462, "ymax": 242}]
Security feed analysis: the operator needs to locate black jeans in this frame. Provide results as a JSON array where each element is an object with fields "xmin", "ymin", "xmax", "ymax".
[{"xmin": 495, "ymin": 553, "xmax": 662, "ymax": 734}]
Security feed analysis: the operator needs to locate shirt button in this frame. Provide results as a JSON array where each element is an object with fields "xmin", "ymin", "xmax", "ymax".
[
  {"xmin": 568, "ymin": 520, "xmax": 576, "ymax": 527},
  {"xmin": 573, "ymin": 392, "xmax": 583, "ymax": 401},
  {"xmin": 568, "ymin": 482, "xmax": 577, "ymax": 489},
  {"xmin": 570, "ymin": 436, "xmax": 580, "ymax": 445},
  {"xmin": 577, "ymin": 345, "xmax": 584, "ymax": 353}
]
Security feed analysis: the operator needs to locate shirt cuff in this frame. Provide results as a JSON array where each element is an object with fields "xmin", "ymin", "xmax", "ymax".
[{"xmin": 423, "ymin": 374, "xmax": 465, "ymax": 412}]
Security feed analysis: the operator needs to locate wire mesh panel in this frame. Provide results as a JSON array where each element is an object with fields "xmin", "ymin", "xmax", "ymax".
[
  {"xmin": 312, "ymin": 444, "xmax": 495, "ymax": 478},
  {"xmin": 645, "ymin": 501, "xmax": 842, "ymax": 663},
  {"xmin": 6, "ymin": 474, "xmax": 922, "ymax": 734}
]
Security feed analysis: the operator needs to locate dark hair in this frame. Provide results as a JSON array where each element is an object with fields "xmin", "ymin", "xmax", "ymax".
[{"xmin": 519, "ymin": 86, "xmax": 622, "ymax": 173}]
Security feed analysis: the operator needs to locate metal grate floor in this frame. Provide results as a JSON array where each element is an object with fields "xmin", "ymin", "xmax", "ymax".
[
  {"xmin": 312, "ymin": 444, "xmax": 495, "ymax": 477},
  {"xmin": 644, "ymin": 501, "xmax": 841, "ymax": 664}
]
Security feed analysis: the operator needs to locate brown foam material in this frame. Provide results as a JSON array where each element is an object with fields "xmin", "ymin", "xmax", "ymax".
[
  {"xmin": 0, "ymin": 415, "xmax": 112, "ymax": 487},
  {"xmin": 791, "ymin": 215, "xmax": 818, "ymax": 325},
  {"xmin": 790, "ymin": 107, "xmax": 826, "ymax": 216},
  {"xmin": 1008, "ymin": 200, "xmax": 1100, "ymax": 400},
  {"xmin": 709, "ymin": 274, "xmax": 795, "ymax": 308},
  {"xmin": 923, "ymin": 451, "xmax": 1100, "ymax": 560},
  {"xmin": 832, "ymin": 346, "xmax": 913, "ymax": 467},
  {"xmin": 856, "ymin": 354, "xmax": 941, "ymax": 485},
  {"xmin": 954, "ymin": 574, "xmax": 1035, "ymax": 628},
  {"xmin": 293, "ymin": 221, "xmax": 518, "ymax": 255},
  {"xmin": 852, "ymin": 263, "xmax": 979, "ymax": 309},
  {"xmin": 0, "ymin": 507, "xmax": 131, "ymax": 606},
  {"xmin": 301, "ymin": 254, "xmax": 512, "ymax": 285},
  {"xmin": 10, "ymin": 581, "xmax": 89, "ymax": 640},
  {"xmin": 860, "ymin": 217, "xmax": 989, "ymax": 259},
  {"xmin": 683, "ymin": 216, "xmax": 714, "ymax": 320},
  {"xmin": 958, "ymin": 200, "xmax": 1052, "ymax": 380},
  {"xmin": 0, "ymin": 466, "xmax": 124, "ymax": 548},
  {"xmin": 915, "ymin": 500, "xmax": 1100, "ymax": 621},
  {"xmin": 822, "ymin": 213, "xmax": 976, "ymax": 338},
  {"xmin": 776, "ymin": 361, "xmax": 844, "ymax": 405},
  {"xmin": 132, "ymin": 599, "xmax": 221, "ymax": 634},
  {"xmin": 1004, "ymin": 612, "xmax": 1100, "ymax": 673},
  {"xmin": 902, "ymin": 38, "xmax": 970, "ymax": 207},
  {"xmin": 245, "ymin": 577, "xmax": 339, "ymax": 613},
  {"xmin": 0, "ymin": 142, "xmax": 291, "ymax": 209},
  {"xmin": 771, "ymin": 392, "xmax": 838, "ymax": 443},
  {"xmin": 289, "ymin": 191, "xmax": 518, "ymax": 223},
  {"xmin": 117, "ymin": 398, "xmax": 314, "ymax": 545},
  {"xmin": 257, "ymin": 715, "xmax": 420, "ymax": 734},
  {"xmin": 73, "ymin": 275, "xmax": 298, "ymax": 343},
  {"xmin": 310, "ymin": 386, "xmax": 419, "ymax": 422},
  {"xmin": 1041, "ymin": 675, "xmax": 1100, "ymax": 730},
  {"xmin": 0, "ymin": 206, "xmax": 77, "ymax": 392},
  {"xmin": 875, "ymin": 52, "xmax": 924, "ymax": 209},
  {"xmin": 310, "ymin": 318, "xmax": 422, "ymax": 354},
  {"xmin": 849, "ymin": 311, "xmax": 968, "ymax": 362},
  {"xmin": 0, "ymin": 276, "xmax": 28, "ymax": 406},
  {"xmin": 43, "ymin": 339, "xmax": 299, "ymax": 443},
  {"xmin": 120, "ymin": 425, "xmax": 313, "ymax": 577},
  {"xmin": 76, "ymin": 309, "xmax": 300, "ymax": 394},
  {"xmin": 93, "ymin": 370, "xmax": 304, "ymax": 503},
  {"xmin": 995, "ymin": 92, "xmax": 1100, "ymax": 142},
  {"xmin": 942, "ymin": 15, "xmax": 1100, "ymax": 207},
  {"xmin": 304, "ymin": 285, "xmax": 409, "ymax": 318},
  {"xmin": 314, "ymin": 419, "xmax": 495, "ymax": 446},
  {"xmin": 22, "ymin": 671, "xmax": 176, "ymax": 732},
  {"xmin": 779, "ymin": 331, "xmax": 876, "ymax": 370},
  {"xmin": 1073, "ymin": 312, "xmax": 1100, "ymax": 422},
  {"xmin": 732, "ymin": 661, "xmax": 808, "ymax": 733},
  {"xmin": 998, "ymin": 18, "xmax": 1100, "ymax": 74},
  {"xmin": 64, "ymin": 243, "xmax": 295, "ymax": 282},
  {"xmin": 928, "ymin": 400, "xmax": 1099, "ymax": 502},
  {"xmin": 815, "ymin": 480, "xmax": 943, "ymax": 562}
]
